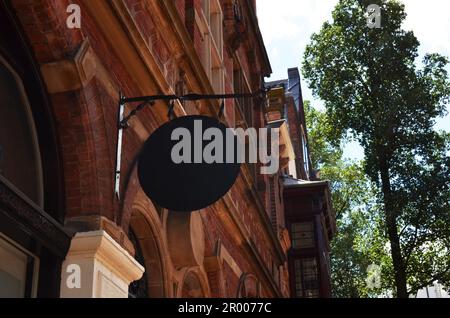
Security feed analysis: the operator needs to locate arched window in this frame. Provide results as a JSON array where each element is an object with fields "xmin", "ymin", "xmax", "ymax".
[
  {"xmin": 0, "ymin": 54, "xmax": 45, "ymax": 299},
  {"xmin": 0, "ymin": 1, "xmax": 70, "ymax": 298},
  {"xmin": 0, "ymin": 56, "xmax": 44, "ymax": 206},
  {"xmin": 128, "ymin": 228, "xmax": 149, "ymax": 298},
  {"xmin": 181, "ymin": 271, "xmax": 206, "ymax": 298},
  {"xmin": 237, "ymin": 273, "xmax": 261, "ymax": 298},
  {"xmin": 128, "ymin": 208, "xmax": 168, "ymax": 297},
  {"xmin": 0, "ymin": 54, "xmax": 62, "ymax": 298}
]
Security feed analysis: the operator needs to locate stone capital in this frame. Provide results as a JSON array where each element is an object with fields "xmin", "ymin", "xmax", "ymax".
[{"xmin": 60, "ymin": 230, "xmax": 144, "ymax": 298}]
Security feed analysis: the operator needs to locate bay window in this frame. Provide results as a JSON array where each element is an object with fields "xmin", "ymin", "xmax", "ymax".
[
  {"xmin": 291, "ymin": 222, "xmax": 315, "ymax": 249},
  {"xmin": 294, "ymin": 257, "xmax": 319, "ymax": 298}
]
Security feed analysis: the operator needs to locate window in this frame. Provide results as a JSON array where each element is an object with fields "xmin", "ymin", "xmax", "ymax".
[
  {"xmin": 324, "ymin": 251, "xmax": 331, "ymax": 277},
  {"xmin": 198, "ymin": 0, "xmax": 224, "ymax": 94},
  {"xmin": 0, "ymin": 5, "xmax": 70, "ymax": 297},
  {"xmin": 201, "ymin": 0, "xmax": 210, "ymax": 25},
  {"xmin": 291, "ymin": 222, "xmax": 315, "ymax": 249},
  {"xmin": 210, "ymin": 1, "xmax": 223, "ymax": 58},
  {"xmin": 233, "ymin": 68, "xmax": 253, "ymax": 127},
  {"xmin": 294, "ymin": 258, "xmax": 319, "ymax": 298},
  {"xmin": 0, "ymin": 235, "xmax": 38, "ymax": 298},
  {"xmin": 233, "ymin": 65, "xmax": 257, "ymax": 182},
  {"xmin": 0, "ymin": 56, "xmax": 43, "ymax": 207},
  {"xmin": 209, "ymin": 0, "xmax": 224, "ymax": 94}
]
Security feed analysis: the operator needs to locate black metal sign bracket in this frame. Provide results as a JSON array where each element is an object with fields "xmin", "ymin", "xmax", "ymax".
[{"xmin": 114, "ymin": 90, "xmax": 266, "ymax": 200}]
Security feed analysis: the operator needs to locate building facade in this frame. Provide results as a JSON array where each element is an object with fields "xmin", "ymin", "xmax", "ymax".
[
  {"xmin": 414, "ymin": 283, "xmax": 450, "ymax": 298},
  {"xmin": 267, "ymin": 68, "xmax": 336, "ymax": 298},
  {"xmin": 0, "ymin": 0, "xmax": 295, "ymax": 298}
]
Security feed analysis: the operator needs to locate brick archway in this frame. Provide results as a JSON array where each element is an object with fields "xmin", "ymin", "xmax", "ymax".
[
  {"xmin": 10, "ymin": 0, "xmax": 120, "ymax": 223},
  {"xmin": 180, "ymin": 269, "xmax": 211, "ymax": 298},
  {"xmin": 128, "ymin": 189, "xmax": 172, "ymax": 297},
  {"xmin": 237, "ymin": 273, "xmax": 261, "ymax": 298}
]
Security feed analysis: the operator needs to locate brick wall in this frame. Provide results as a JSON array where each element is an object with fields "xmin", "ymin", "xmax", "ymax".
[{"xmin": 9, "ymin": 0, "xmax": 287, "ymax": 298}]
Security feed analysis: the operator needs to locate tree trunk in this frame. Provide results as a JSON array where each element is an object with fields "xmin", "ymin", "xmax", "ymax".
[{"xmin": 379, "ymin": 159, "xmax": 408, "ymax": 298}]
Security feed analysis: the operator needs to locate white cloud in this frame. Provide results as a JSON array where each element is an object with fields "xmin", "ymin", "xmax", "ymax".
[
  {"xmin": 257, "ymin": 0, "xmax": 450, "ymax": 79},
  {"xmin": 257, "ymin": 0, "xmax": 338, "ymax": 80},
  {"xmin": 395, "ymin": 0, "xmax": 450, "ymax": 133},
  {"xmin": 257, "ymin": 0, "xmax": 337, "ymax": 46}
]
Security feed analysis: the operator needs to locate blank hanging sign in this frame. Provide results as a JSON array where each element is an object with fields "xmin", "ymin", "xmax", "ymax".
[{"xmin": 137, "ymin": 115, "xmax": 241, "ymax": 212}]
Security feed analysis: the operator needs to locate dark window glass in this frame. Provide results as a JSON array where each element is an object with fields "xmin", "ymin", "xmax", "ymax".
[
  {"xmin": 0, "ymin": 57, "xmax": 43, "ymax": 206},
  {"xmin": 294, "ymin": 257, "xmax": 319, "ymax": 298},
  {"xmin": 0, "ymin": 235, "xmax": 38, "ymax": 298},
  {"xmin": 291, "ymin": 222, "xmax": 315, "ymax": 248}
]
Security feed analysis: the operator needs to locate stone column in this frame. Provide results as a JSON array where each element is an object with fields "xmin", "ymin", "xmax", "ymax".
[{"xmin": 60, "ymin": 230, "xmax": 144, "ymax": 298}]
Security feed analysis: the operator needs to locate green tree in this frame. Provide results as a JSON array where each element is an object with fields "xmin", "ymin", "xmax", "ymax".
[
  {"xmin": 303, "ymin": 0, "xmax": 450, "ymax": 297},
  {"xmin": 306, "ymin": 102, "xmax": 388, "ymax": 297}
]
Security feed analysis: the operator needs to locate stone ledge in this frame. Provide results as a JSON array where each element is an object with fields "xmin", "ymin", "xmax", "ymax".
[
  {"xmin": 66, "ymin": 230, "xmax": 144, "ymax": 284},
  {"xmin": 61, "ymin": 230, "xmax": 144, "ymax": 298}
]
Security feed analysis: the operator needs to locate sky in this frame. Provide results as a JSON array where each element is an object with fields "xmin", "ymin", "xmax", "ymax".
[{"xmin": 257, "ymin": 0, "xmax": 450, "ymax": 160}]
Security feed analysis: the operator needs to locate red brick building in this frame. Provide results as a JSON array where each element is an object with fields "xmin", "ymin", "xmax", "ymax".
[
  {"xmin": 0, "ymin": 0, "xmax": 337, "ymax": 298},
  {"xmin": 267, "ymin": 68, "xmax": 336, "ymax": 298},
  {"xmin": 0, "ymin": 0, "xmax": 296, "ymax": 298}
]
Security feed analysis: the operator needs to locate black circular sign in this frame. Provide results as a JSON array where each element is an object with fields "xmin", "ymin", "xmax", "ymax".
[{"xmin": 138, "ymin": 115, "xmax": 241, "ymax": 211}]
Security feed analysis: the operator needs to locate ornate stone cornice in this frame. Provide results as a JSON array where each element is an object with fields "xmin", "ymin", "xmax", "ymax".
[
  {"xmin": 65, "ymin": 230, "xmax": 144, "ymax": 285},
  {"xmin": 0, "ymin": 175, "xmax": 72, "ymax": 257}
]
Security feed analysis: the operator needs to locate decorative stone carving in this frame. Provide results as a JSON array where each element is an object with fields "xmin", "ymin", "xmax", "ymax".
[
  {"xmin": 204, "ymin": 239, "xmax": 242, "ymax": 277},
  {"xmin": 237, "ymin": 273, "xmax": 261, "ymax": 298},
  {"xmin": 40, "ymin": 39, "xmax": 97, "ymax": 93},
  {"xmin": 224, "ymin": 0, "xmax": 247, "ymax": 52},
  {"xmin": 166, "ymin": 211, "xmax": 205, "ymax": 269},
  {"xmin": 0, "ymin": 175, "xmax": 71, "ymax": 257}
]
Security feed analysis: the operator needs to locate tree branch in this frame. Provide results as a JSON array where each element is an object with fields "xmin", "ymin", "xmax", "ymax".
[{"xmin": 407, "ymin": 264, "xmax": 450, "ymax": 295}]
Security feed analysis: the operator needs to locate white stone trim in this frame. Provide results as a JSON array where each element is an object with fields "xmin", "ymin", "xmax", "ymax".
[{"xmin": 60, "ymin": 230, "xmax": 144, "ymax": 298}]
